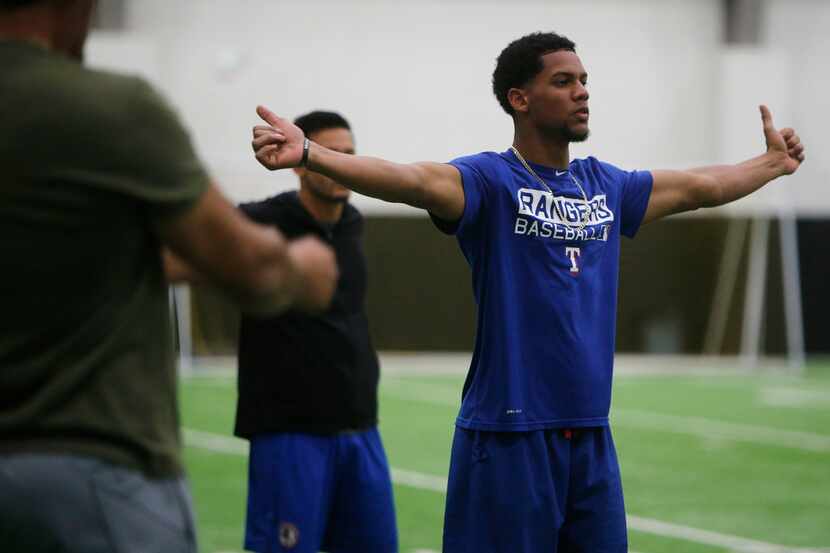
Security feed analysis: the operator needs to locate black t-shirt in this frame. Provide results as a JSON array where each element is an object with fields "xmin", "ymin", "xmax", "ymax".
[{"xmin": 234, "ymin": 192, "xmax": 379, "ymax": 437}]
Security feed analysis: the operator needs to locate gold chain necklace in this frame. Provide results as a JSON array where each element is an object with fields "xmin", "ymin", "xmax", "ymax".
[{"xmin": 510, "ymin": 147, "xmax": 592, "ymax": 231}]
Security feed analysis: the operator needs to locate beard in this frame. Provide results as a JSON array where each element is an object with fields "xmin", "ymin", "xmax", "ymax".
[
  {"xmin": 539, "ymin": 120, "xmax": 590, "ymax": 144},
  {"xmin": 564, "ymin": 126, "xmax": 590, "ymax": 143},
  {"xmin": 308, "ymin": 184, "xmax": 350, "ymax": 204},
  {"xmin": 556, "ymin": 121, "xmax": 590, "ymax": 143},
  {"xmin": 322, "ymin": 195, "xmax": 349, "ymax": 205}
]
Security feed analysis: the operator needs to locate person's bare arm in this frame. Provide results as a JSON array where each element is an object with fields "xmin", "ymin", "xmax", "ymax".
[
  {"xmin": 642, "ymin": 105, "xmax": 805, "ymax": 224},
  {"xmin": 251, "ymin": 105, "xmax": 465, "ymax": 222},
  {"xmin": 154, "ymin": 184, "xmax": 338, "ymax": 314}
]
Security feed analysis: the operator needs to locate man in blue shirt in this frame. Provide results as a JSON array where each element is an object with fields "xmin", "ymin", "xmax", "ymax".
[{"xmin": 250, "ymin": 32, "xmax": 805, "ymax": 553}]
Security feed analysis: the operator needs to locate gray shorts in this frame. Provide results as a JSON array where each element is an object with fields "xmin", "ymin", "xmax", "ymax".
[{"xmin": 0, "ymin": 453, "xmax": 197, "ymax": 553}]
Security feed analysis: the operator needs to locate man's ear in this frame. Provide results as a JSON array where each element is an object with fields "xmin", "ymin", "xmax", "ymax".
[{"xmin": 507, "ymin": 88, "xmax": 529, "ymax": 115}]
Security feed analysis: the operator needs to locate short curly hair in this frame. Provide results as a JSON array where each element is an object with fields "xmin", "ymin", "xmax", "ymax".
[{"xmin": 492, "ymin": 32, "xmax": 576, "ymax": 116}]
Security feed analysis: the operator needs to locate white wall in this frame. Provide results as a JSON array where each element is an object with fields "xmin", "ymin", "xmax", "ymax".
[
  {"xmin": 84, "ymin": 0, "xmax": 828, "ymax": 215},
  {"xmin": 762, "ymin": 0, "xmax": 830, "ymax": 216}
]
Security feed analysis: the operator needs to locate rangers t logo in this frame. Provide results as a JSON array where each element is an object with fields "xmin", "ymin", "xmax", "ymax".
[{"xmin": 565, "ymin": 247, "xmax": 581, "ymax": 274}]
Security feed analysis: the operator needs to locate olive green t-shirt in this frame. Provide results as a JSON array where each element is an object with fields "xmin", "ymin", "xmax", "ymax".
[{"xmin": 0, "ymin": 40, "xmax": 209, "ymax": 477}]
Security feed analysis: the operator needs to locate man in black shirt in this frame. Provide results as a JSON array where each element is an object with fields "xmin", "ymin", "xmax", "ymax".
[{"xmin": 235, "ymin": 111, "xmax": 397, "ymax": 553}]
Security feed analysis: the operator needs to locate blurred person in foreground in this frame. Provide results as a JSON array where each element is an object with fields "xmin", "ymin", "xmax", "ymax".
[
  {"xmin": 0, "ymin": 1, "xmax": 337, "ymax": 552},
  {"xmin": 235, "ymin": 111, "xmax": 397, "ymax": 553},
  {"xmin": 251, "ymin": 32, "xmax": 805, "ymax": 553}
]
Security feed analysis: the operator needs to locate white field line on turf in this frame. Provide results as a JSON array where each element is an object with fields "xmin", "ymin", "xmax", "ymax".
[
  {"xmin": 373, "ymin": 352, "xmax": 792, "ymax": 377},
  {"xmin": 760, "ymin": 387, "xmax": 830, "ymax": 409},
  {"xmin": 183, "ymin": 353, "xmax": 792, "ymax": 379},
  {"xmin": 414, "ymin": 544, "xmax": 650, "ymax": 553},
  {"xmin": 183, "ymin": 377, "xmax": 830, "ymax": 452},
  {"xmin": 612, "ymin": 409, "xmax": 830, "ymax": 453},
  {"xmin": 626, "ymin": 517, "xmax": 828, "ymax": 553},
  {"xmin": 182, "ymin": 428, "xmax": 825, "ymax": 553},
  {"xmin": 390, "ymin": 468, "xmax": 447, "ymax": 493},
  {"xmin": 184, "ymin": 428, "xmax": 247, "ymax": 455},
  {"xmin": 378, "ymin": 380, "xmax": 830, "ymax": 453}
]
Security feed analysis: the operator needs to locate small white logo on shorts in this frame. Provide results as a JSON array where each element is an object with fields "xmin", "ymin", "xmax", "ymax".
[{"xmin": 279, "ymin": 522, "xmax": 300, "ymax": 549}]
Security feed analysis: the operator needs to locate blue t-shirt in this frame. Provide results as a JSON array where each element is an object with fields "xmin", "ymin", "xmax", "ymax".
[{"xmin": 432, "ymin": 150, "xmax": 653, "ymax": 431}]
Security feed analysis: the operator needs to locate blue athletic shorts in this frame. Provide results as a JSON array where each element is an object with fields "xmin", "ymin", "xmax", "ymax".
[
  {"xmin": 443, "ymin": 426, "xmax": 627, "ymax": 553},
  {"xmin": 244, "ymin": 427, "xmax": 397, "ymax": 553}
]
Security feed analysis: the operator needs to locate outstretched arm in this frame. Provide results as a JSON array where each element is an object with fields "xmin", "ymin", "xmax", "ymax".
[
  {"xmin": 642, "ymin": 105, "xmax": 805, "ymax": 224},
  {"xmin": 154, "ymin": 184, "xmax": 338, "ymax": 314},
  {"xmin": 251, "ymin": 106, "xmax": 465, "ymax": 222}
]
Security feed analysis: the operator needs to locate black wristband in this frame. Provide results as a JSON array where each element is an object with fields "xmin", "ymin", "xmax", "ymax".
[{"xmin": 300, "ymin": 138, "xmax": 310, "ymax": 167}]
